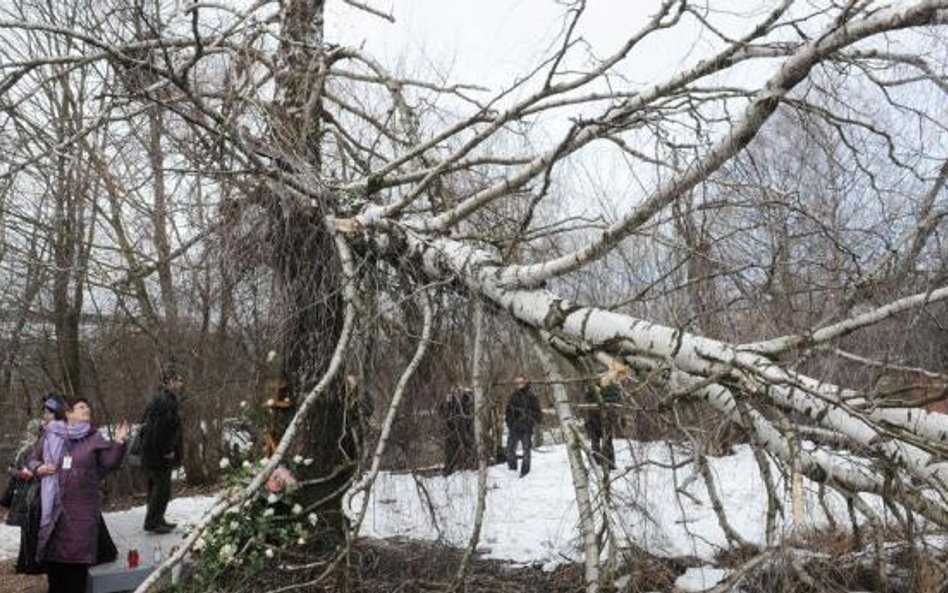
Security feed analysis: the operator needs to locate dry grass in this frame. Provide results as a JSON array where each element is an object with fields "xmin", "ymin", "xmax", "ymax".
[{"xmin": 0, "ymin": 561, "xmax": 43, "ymax": 593}]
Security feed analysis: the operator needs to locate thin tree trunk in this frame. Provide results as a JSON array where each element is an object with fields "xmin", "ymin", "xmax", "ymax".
[
  {"xmin": 455, "ymin": 300, "xmax": 489, "ymax": 585},
  {"xmin": 531, "ymin": 337, "xmax": 600, "ymax": 593},
  {"xmin": 147, "ymin": 106, "xmax": 178, "ymax": 333}
]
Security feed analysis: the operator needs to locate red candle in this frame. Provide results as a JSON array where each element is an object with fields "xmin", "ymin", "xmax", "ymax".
[{"xmin": 127, "ymin": 548, "xmax": 140, "ymax": 568}]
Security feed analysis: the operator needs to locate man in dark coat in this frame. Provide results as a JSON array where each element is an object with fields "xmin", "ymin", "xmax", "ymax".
[
  {"xmin": 458, "ymin": 387, "xmax": 476, "ymax": 469},
  {"xmin": 505, "ymin": 376, "xmax": 542, "ymax": 477},
  {"xmin": 140, "ymin": 367, "xmax": 184, "ymax": 533},
  {"xmin": 585, "ymin": 378, "xmax": 620, "ymax": 470},
  {"xmin": 440, "ymin": 386, "xmax": 475, "ymax": 475}
]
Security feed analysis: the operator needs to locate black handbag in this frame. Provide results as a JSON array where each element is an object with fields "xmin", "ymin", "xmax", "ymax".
[
  {"xmin": 5, "ymin": 478, "xmax": 37, "ymax": 527},
  {"xmin": 127, "ymin": 424, "xmax": 145, "ymax": 466},
  {"xmin": 96, "ymin": 513, "xmax": 118, "ymax": 565},
  {"xmin": 15, "ymin": 481, "xmax": 43, "ymax": 574},
  {"xmin": 0, "ymin": 474, "xmax": 16, "ymax": 509}
]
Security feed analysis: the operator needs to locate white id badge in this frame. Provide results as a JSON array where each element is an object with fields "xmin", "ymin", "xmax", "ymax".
[{"xmin": 62, "ymin": 455, "xmax": 73, "ymax": 470}]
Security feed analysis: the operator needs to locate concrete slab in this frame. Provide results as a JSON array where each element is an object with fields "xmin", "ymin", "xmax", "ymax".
[{"xmin": 88, "ymin": 509, "xmax": 193, "ymax": 593}]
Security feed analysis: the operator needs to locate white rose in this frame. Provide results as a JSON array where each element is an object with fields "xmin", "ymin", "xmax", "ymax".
[
  {"xmin": 264, "ymin": 508, "xmax": 275, "ymax": 518},
  {"xmin": 219, "ymin": 458, "xmax": 230, "ymax": 469},
  {"xmin": 307, "ymin": 513, "xmax": 318, "ymax": 526},
  {"xmin": 297, "ymin": 537, "xmax": 306, "ymax": 545},
  {"xmin": 259, "ymin": 458, "xmax": 269, "ymax": 466},
  {"xmin": 267, "ymin": 493, "xmax": 279, "ymax": 504},
  {"xmin": 239, "ymin": 400, "xmax": 247, "ymax": 409},
  {"xmin": 242, "ymin": 460, "xmax": 252, "ymax": 469},
  {"xmin": 291, "ymin": 504, "xmax": 302, "ymax": 515},
  {"xmin": 230, "ymin": 521, "xmax": 239, "ymax": 530},
  {"xmin": 220, "ymin": 543, "xmax": 236, "ymax": 560},
  {"xmin": 264, "ymin": 548, "xmax": 274, "ymax": 558},
  {"xmin": 303, "ymin": 458, "xmax": 314, "ymax": 466},
  {"xmin": 293, "ymin": 454, "xmax": 303, "ymax": 464}
]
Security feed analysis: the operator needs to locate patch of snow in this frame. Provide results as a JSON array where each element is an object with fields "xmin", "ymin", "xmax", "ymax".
[
  {"xmin": 675, "ymin": 565, "xmax": 730, "ymax": 591},
  {"xmin": 1, "ymin": 440, "xmax": 903, "ymax": 573},
  {"xmin": 1, "ymin": 496, "xmax": 216, "ymax": 561},
  {"xmin": 349, "ymin": 441, "xmax": 886, "ymax": 566}
]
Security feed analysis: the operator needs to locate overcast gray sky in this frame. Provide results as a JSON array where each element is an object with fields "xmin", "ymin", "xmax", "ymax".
[{"xmin": 330, "ymin": 1, "xmax": 779, "ymax": 97}]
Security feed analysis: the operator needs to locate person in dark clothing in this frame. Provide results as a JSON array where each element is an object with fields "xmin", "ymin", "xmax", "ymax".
[
  {"xmin": 2, "ymin": 393, "xmax": 66, "ymax": 575},
  {"xmin": 585, "ymin": 377, "xmax": 621, "ymax": 470},
  {"xmin": 140, "ymin": 367, "xmax": 184, "ymax": 534},
  {"xmin": 3, "ymin": 418, "xmax": 44, "ymax": 574},
  {"xmin": 505, "ymin": 376, "xmax": 542, "ymax": 477},
  {"xmin": 458, "ymin": 387, "xmax": 476, "ymax": 468},
  {"xmin": 440, "ymin": 386, "xmax": 475, "ymax": 475}
]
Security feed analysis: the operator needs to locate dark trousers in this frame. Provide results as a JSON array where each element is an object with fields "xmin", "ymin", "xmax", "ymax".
[
  {"xmin": 589, "ymin": 411, "xmax": 616, "ymax": 470},
  {"xmin": 15, "ymin": 490, "xmax": 42, "ymax": 574},
  {"xmin": 47, "ymin": 561, "xmax": 88, "ymax": 593},
  {"xmin": 506, "ymin": 428, "xmax": 533, "ymax": 475},
  {"xmin": 444, "ymin": 423, "xmax": 476, "ymax": 475},
  {"xmin": 144, "ymin": 466, "xmax": 172, "ymax": 528}
]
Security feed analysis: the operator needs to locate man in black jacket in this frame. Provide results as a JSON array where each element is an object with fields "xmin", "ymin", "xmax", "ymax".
[
  {"xmin": 141, "ymin": 367, "xmax": 184, "ymax": 533},
  {"xmin": 505, "ymin": 376, "xmax": 542, "ymax": 477},
  {"xmin": 440, "ymin": 386, "xmax": 475, "ymax": 475},
  {"xmin": 585, "ymin": 378, "xmax": 620, "ymax": 470}
]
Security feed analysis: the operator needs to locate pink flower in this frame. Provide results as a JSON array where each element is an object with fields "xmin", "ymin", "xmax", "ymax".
[{"xmin": 265, "ymin": 465, "xmax": 297, "ymax": 493}]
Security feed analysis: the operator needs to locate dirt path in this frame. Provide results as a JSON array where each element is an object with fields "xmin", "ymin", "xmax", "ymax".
[{"xmin": 0, "ymin": 561, "xmax": 43, "ymax": 593}]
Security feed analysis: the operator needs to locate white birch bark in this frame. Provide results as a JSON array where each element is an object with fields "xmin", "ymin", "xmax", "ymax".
[
  {"xmin": 401, "ymin": 232, "xmax": 948, "ymax": 524},
  {"xmin": 668, "ymin": 371, "xmax": 948, "ymax": 525},
  {"xmin": 741, "ymin": 285, "xmax": 948, "ymax": 355},
  {"xmin": 532, "ymin": 337, "xmax": 601, "ymax": 593},
  {"xmin": 476, "ymin": 2, "xmax": 948, "ymax": 288},
  {"xmin": 455, "ymin": 299, "xmax": 489, "ymax": 584}
]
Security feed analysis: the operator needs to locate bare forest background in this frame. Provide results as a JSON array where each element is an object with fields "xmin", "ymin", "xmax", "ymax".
[{"xmin": 1, "ymin": 0, "xmax": 948, "ymax": 591}]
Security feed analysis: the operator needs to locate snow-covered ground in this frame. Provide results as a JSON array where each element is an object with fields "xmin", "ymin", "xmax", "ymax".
[
  {"xmin": 351, "ymin": 440, "xmax": 864, "ymax": 567},
  {"xmin": 0, "ymin": 440, "xmax": 925, "ymax": 588},
  {"xmin": 0, "ymin": 496, "xmax": 216, "ymax": 563}
]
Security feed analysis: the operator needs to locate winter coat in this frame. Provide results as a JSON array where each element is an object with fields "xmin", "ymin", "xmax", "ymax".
[
  {"xmin": 440, "ymin": 392, "xmax": 473, "ymax": 433},
  {"xmin": 31, "ymin": 430, "xmax": 125, "ymax": 564},
  {"xmin": 505, "ymin": 387, "xmax": 541, "ymax": 434},
  {"xmin": 5, "ymin": 472, "xmax": 37, "ymax": 528},
  {"xmin": 5, "ymin": 438, "xmax": 39, "ymax": 526},
  {"xmin": 141, "ymin": 385, "xmax": 183, "ymax": 469},
  {"xmin": 585, "ymin": 383, "xmax": 620, "ymax": 438}
]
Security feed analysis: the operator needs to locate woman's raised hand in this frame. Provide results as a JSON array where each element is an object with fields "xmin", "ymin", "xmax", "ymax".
[{"xmin": 115, "ymin": 421, "xmax": 130, "ymax": 443}]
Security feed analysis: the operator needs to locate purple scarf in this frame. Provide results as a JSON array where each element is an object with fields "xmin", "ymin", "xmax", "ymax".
[{"xmin": 41, "ymin": 420, "xmax": 93, "ymax": 528}]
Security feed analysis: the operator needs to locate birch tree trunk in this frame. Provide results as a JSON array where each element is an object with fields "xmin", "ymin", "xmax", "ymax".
[{"xmin": 532, "ymin": 338, "xmax": 601, "ymax": 593}]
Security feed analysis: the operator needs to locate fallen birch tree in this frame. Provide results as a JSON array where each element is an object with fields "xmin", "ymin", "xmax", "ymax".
[{"xmin": 2, "ymin": 1, "xmax": 948, "ymax": 591}]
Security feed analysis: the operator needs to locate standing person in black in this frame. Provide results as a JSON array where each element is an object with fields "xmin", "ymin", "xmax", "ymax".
[
  {"xmin": 440, "ymin": 386, "xmax": 475, "ymax": 475},
  {"xmin": 140, "ymin": 368, "xmax": 184, "ymax": 534},
  {"xmin": 505, "ymin": 376, "xmax": 541, "ymax": 477},
  {"xmin": 458, "ymin": 386, "xmax": 476, "ymax": 469},
  {"xmin": 2, "ymin": 393, "xmax": 65, "ymax": 575},
  {"xmin": 585, "ymin": 376, "xmax": 621, "ymax": 470}
]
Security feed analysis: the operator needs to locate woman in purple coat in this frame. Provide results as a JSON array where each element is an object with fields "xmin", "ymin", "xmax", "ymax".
[{"xmin": 32, "ymin": 397, "xmax": 129, "ymax": 593}]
